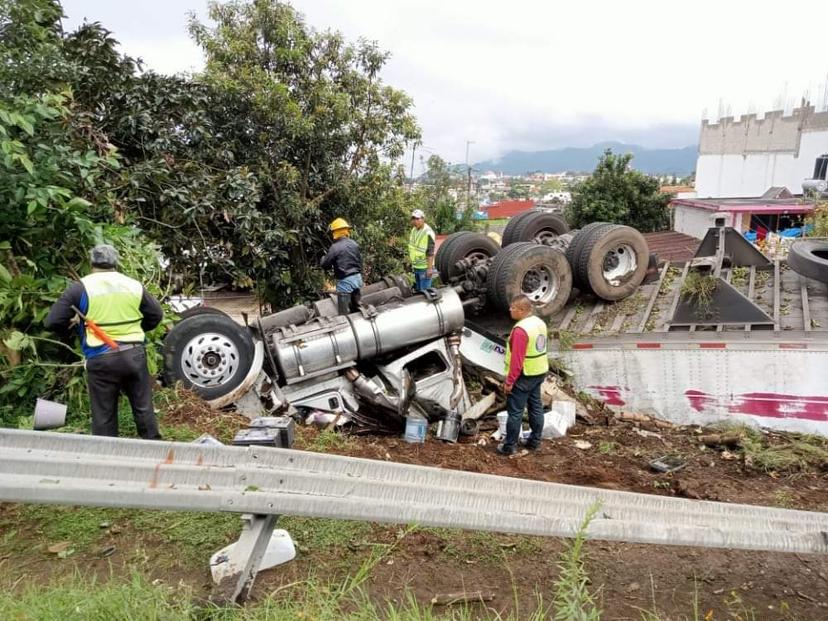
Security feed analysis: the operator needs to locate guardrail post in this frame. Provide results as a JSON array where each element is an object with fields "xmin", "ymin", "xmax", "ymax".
[{"xmin": 211, "ymin": 513, "xmax": 277, "ymax": 603}]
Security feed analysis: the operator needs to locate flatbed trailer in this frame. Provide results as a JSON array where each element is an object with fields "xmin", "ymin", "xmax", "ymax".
[{"xmin": 465, "ymin": 259, "xmax": 828, "ymax": 436}]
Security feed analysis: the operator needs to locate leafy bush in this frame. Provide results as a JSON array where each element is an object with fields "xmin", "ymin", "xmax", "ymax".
[{"xmin": 566, "ymin": 149, "xmax": 670, "ymax": 232}]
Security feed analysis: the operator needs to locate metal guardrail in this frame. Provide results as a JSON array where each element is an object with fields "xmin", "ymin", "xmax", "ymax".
[{"xmin": 2, "ymin": 429, "xmax": 826, "ymax": 554}]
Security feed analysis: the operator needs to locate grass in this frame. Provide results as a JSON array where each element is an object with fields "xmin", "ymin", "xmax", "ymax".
[
  {"xmin": 680, "ymin": 272, "xmax": 719, "ymax": 318},
  {"xmin": 298, "ymin": 428, "xmax": 354, "ymax": 452},
  {"xmin": 738, "ymin": 427, "xmax": 828, "ymax": 474},
  {"xmin": 597, "ymin": 441, "xmax": 617, "ymax": 455}
]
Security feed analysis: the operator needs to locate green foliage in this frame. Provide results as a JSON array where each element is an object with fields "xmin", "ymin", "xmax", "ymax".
[
  {"xmin": 552, "ymin": 502, "xmax": 603, "ymax": 620},
  {"xmin": 566, "ymin": 150, "xmax": 670, "ymax": 232},
  {"xmin": 0, "ymin": 0, "xmax": 422, "ymax": 424},
  {"xmin": 415, "ymin": 154, "xmax": 472, "ymax": 234}
]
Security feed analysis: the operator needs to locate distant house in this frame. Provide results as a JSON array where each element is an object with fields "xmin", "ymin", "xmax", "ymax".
[
  {"xmin": 484, "ymin": 199, "xmax": 535, "ymax": 219},
  {"xmin": 671, "ymin": 192, "xmax": 813, "ymax": 239}
]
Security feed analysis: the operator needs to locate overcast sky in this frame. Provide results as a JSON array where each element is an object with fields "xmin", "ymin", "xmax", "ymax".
[{"xmin": 61, "ymin": 0, "xmax": 828, "ymax": 168}]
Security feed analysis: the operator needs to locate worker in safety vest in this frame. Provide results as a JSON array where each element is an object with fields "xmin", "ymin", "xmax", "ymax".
[
  {"xmin": 45, "ymin": 244, "xmax": 164, "ymax": 439},
  {"xmin": 320, "ymin": 217, "xmax": 363, "ymax": 315},
  {"xmin": 498, "ymin": 294, "xmax": 549, "ymax": 455},
  {"xmin": 408, "ymin": 208, "xmax": 436, "ymax": 291}
]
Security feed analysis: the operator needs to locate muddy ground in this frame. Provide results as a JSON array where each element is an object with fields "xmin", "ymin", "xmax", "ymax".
[{"xmin": 2, "ymin": 407, "xmax": 827, "ymax": 619}]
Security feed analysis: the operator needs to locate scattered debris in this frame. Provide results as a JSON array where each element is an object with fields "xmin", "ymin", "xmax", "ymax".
[
  {"xmin": 649, "ymin": 455, "xmax": 687, "ymax": 474},
  {"xmin": 431, "ymin": 591, "xmax": 496, "ymax": 606},
  {"xmin": 574, "ymin": 440, "xmax": 593, "ymax": 450},
  {"xmin": 699, "ymin": 432, "xmax": 743, "ymax": 448},
  {"xmin": 47, "ymin": 542, "xmax": 72, "ymax": 555}
]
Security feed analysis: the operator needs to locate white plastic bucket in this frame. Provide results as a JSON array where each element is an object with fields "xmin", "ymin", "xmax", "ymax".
[
  {"xmin": 403, "ymin": 415, "xmax": 428, "ymax": 443},
  {"xmin": 496, "ymin": 411, "xmax": 508, "ymax": 437},
  {"xmin": 33, "ymin": 399, "xmax": 67, "ymax": 430}
]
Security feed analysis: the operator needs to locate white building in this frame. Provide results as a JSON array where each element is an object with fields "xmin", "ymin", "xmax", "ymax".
[{"xmin": 695, "ymin": 104, "xmax": 828, "ymax": 198}]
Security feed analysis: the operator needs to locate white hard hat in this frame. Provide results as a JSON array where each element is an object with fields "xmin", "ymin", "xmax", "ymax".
[{"xmin": 411, "ymin": 209, "xmax": 425, "ymax": 219}]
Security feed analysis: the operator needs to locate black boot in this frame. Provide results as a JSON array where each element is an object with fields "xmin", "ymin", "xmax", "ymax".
[
  {"xmin": 350, "ymin": 288, "xmax": 361, "ymax": 312},
  {"xmin": 337, "ymin": 292, "xmax": 352, "ymax": 315}
]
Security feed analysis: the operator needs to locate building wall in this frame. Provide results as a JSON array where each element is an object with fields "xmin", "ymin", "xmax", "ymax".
[
  {"xmin": 673, "ymin": 204, "xmax": 736, "ymax": 239},
  {"xmin": 695, "ymin": 104, "xmax": 828, "ymax": 197}
]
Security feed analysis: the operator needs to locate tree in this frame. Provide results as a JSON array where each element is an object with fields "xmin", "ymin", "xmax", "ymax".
[
  {"xmin": 186, "ymin": 0, "xmax": 421, "ymax": 299},
  {"xmin": 566, "ymin": 149, "xmax": 670, "ymax": 232}
]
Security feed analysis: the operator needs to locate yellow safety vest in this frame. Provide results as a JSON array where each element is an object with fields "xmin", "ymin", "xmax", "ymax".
[
  {"xmin": 80, "ymin": 272, "xmax": 145, "ymax": 347},
  {"xmin": 504, "ymin": 314, "xmax": 549, "ymax": 377},
  {"xmin": 408, "ymin": 224, "xmax": 435, "ymax": 270}
]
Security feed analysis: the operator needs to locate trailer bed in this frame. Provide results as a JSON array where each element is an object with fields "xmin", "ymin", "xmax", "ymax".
[{"xmin": 472, "ymin": 260, "xmax": 828, "ymax": 340}]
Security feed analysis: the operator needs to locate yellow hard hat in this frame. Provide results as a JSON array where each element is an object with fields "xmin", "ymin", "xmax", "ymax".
[{"xmin": 329, "ymin": 217, "xmax": 351, "ymax": 232}]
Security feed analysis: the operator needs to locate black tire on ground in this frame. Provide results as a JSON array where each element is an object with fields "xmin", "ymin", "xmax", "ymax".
[
  {"xmin": 500, "ymin": 210, "xmax": 541, "ymax": 246},
  {"xmin": 788, "ymin": 241, "xmax": 828, "ymax": 283},
  {"xmin": 575, "ymin": 224, "xmax": 649, "ymax": 301},
  {"xmin": 502, "ymin": 210, "xmax": 569, "ymax": 246},
  {"xmin": 435, "ymin": 232, "xmax": 500, "ymax": 280},
  {"xmin": 434, "ymin": 231, "xmax": 472, "ymax": 278},
  {"xmin": 177, "ymin": 305, "xmax": 231, "ymax": 321},
  {"xmin": 486, "ymin": 243, "xmax": 572, "ymax": 318},
  {"xmin": 565, "ymin": 222, "xmax": 614, "ymax": 287},
  {"xmin": 162, "ymin": 313, "xmax": 255, "ymax": 400}
]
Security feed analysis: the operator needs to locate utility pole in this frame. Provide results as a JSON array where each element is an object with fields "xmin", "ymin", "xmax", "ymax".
[
  {"xmin": 465, "ymin": 140, "xmax": 475, "ymax": 212},
  {"xmin": 409, "ymin": 143, "xmax": 418, "ymax": 191}
]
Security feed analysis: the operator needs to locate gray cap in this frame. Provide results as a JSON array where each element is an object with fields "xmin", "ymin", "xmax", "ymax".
[{"xmin": 89, "ymin": 244, "xmax": 120, "ymax": 268}]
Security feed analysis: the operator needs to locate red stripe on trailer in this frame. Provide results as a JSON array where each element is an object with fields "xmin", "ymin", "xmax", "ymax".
[
  {"xmin": 572, "ymin": 343, "xmax": 593, "ymax": 350},
  {"xmin": 779, "ymin": 343, "xmax": 807, "ymax": 350},
  {"xmin": 699, "ymin": 343, "xmax": 726, "ymax": 349},
  {"xmin": 636, "ymin": 343, "xmax": 661, "ymax": 349}
]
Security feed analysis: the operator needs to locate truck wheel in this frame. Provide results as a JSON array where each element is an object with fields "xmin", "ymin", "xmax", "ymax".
[
  {"xmin": 436, "ymin": 232, "xmax": 500, "ymax": 280},
  {"xmin": 788, "ymin": 241, "xmax": 828, "ymax": 283},
  {"xmin": 163, "ymin": 313, "xmax": 255, "ymax": 400},
  {"xmin": 565, "ymin": 222, "xmax": 613, "ymax": 287},
  {"xmin": 500, "ymin": 211, "xmax": 539, "ymax": 246},
  {"xmin": 487, "ymin": 243, "xmax": 572, "ymax": 317},
  {"xmin": 576, "ymin": 225, "xmax": 649, "ymax": 301},
  {"xmin": 502, "ymin": 211, "xmax": 569, "ymax": 246},
  {"xmin": 177, "ymin": 306, "xmax": 231, "ymax": 321}
]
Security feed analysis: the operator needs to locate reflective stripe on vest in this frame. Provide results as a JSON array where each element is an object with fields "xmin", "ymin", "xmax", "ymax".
[
  {"xmin": 81, "ymin": 272, "xmax": 145, "ymax": 347},
  {"xmin": 504, "ymin": 315, "xmax": 549, "ymax": 377},
  {"xmin": 408, "ymin": 224, "xmax": 435, "ymax": 269}
]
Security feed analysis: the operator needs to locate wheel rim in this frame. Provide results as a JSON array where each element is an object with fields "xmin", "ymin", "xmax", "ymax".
[
  {"xmin": 535, "ymin": 229, "xmax": 558, "ymax": 244},
  {"xmin": 520, "ymin": 265, "xmax": 559, "ymax": 304},
  {"xmin": 464, "ymin": 249, "xmax": 491, "ymax": 264},
  {"xmin": 181, "ymin": 332, "xmax": 240, "ymax": 388},
  {"xmin": 602, "ymin": 244, "xmax": 637, "ymax": 285}
]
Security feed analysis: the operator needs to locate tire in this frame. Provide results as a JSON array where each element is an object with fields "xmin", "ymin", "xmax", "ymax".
[
  {"xmin": 501, "ymin": 210, "xmax": 540, "ymax": 246},
  {"xmin": 163, "ymin": 313, "xmax": 255, "ymax": 400},
  {"xmin": 565, "ymin": 222, "xmax": 614, "ymax": 287},
  {"xmin": 435, "ymin": 232, "xmax": 500, "ymax": 280},
  {"xmin": 575, "ymin": 225, "xmax": 649, "ymax": 301},
  {"xmin": 435, "ymin": 232, "xmax": 472, "ymax": 278},
  {"xmin": 502, "ymin": 210, "xmax": 569, "ymax": 246},
  {"xmin": 788, "ymin": 241, "xmax": 828, "ymax": 283},
  {"xmin": 486, "ymin": 243, "xmax": 572, "ymax": 317},
  {"xmin": 177, "ymin": 305, "xmax": 231, "ymax": 321}
]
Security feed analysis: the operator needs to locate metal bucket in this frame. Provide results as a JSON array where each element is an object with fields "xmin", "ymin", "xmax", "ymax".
[{"xmin": 33, "ymin": 398, "xmax": 67, "ymax": 430}]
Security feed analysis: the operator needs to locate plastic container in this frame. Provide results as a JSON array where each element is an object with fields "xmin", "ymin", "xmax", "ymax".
[
  {"xmin": 403, "ymin": 415, "xmax": 428, "ymax": 443},
  {"xmin": 496, "ymin": 411, "xmax": 508, "ymax": 437},
  {"xmin": 551, "ymin": 400, "xmax": 576, "ymax": 428},
  {"xmin": 33, "ymin": 398, "xmax": 67, "ymax": 430}
]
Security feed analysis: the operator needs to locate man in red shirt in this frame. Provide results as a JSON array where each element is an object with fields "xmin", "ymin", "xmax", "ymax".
[{"xmin": 498, "ymin": 295, "xmax": 549, "ymax": 455}]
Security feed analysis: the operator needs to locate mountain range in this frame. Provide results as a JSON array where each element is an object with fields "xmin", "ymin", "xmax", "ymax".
[{"xmin": 473, "ymin": 142, "xmax": 698, "ymax": 176}]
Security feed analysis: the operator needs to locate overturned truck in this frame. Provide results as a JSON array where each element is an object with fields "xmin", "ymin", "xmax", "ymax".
[
  {"xmin": 162, "ymin": 213, "xmax": 653, "ymax": 439},
  {"xmin": 163, "ymin": 210, "xmax": 828, "ymax": 438}
]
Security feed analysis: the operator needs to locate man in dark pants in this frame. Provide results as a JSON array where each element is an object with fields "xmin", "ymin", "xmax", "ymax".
[
  {"xmin": 45, "ymin": 244, "xmax": 164, "ymax": 439},
  {"xmin": 497, "ymin": 294, "xmax": 549, "ymax": 455},
  {"xmin": 320, "ymin": 217, "xmax": 364, "ymax": 315}
]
